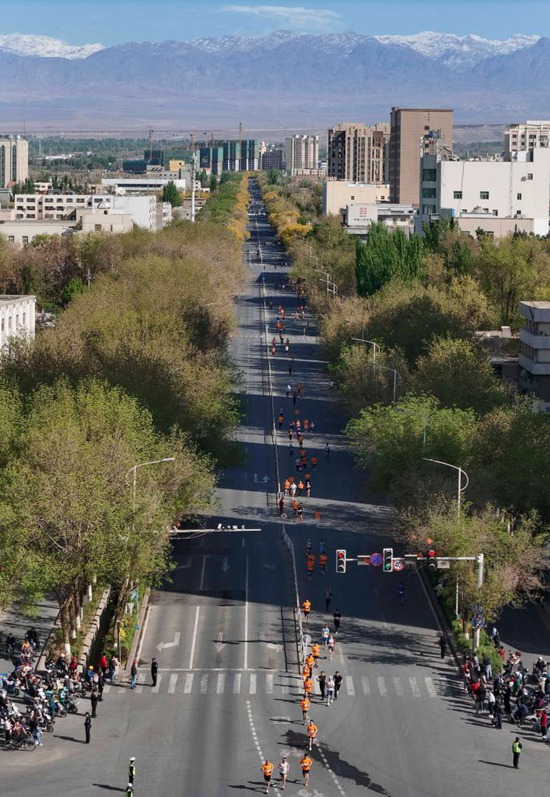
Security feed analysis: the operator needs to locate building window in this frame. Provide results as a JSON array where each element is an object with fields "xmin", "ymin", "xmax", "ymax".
[
  {"xmin": 453, "ymin": 191, "xmax": 463, "ymax": 199},
  {"xmin": 517, "ymin": 193, "xmax": 522, "ymax": 200},
  {"xmin": 527, "ymin": 173, "xmax": 533, "ymax": 180},
  {"xmin": 480, "ymin": 191, "xmax": 490, "ymax": 200},
  {"xmin": 493, "ymin": 210, "xmax": 498, "ymax": 216},
  {"xmin": 422, "ymin": 204, "xmax": 437, "ymax": 215},
  {"xmin": 7, "ymin": 236, "xmax": 14, "ymax": 243},
  {"xmin": 422, "ymin": 169, "xmax": 437, "ymax": 182},
  {"xmin": 22, "ymin": 236, "xmax": 28, "ymax": 245},
  {"xmin": 422, "ymin": 187, "xmax": 436, "ymax": 198}
]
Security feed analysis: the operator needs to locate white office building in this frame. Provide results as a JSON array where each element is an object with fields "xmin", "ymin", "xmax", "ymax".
[
  {"xmin": 0, "ymin": 295, "xmax": 35, "ymax": 347},
  {"xmin": 417, "ymin": 147, "xmax": 550, "ymax": 238},
  {"xmin": 505, "ymin": 121, "xmax": 550, "ymax": 155},
  {"xmin": 0, "ymin": 136, "xmax": 28, "ymax": 189}
]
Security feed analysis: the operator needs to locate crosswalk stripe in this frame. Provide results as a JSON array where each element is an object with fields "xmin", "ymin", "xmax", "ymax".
[
  {"xmin": 266, "ymin": 673, "xmax": 274, "ymax": 694},
  {"xmin": 361, "ymin": 676, "xmax": 370, "ymax": 695},
  {"xmin": 234, "ymin": 673, "xmax": 242, "ymax": 694},
  {"xmin": 168, "ymin": 673, "xmax": 178, "ymax": 694},
  {"xmin": 377, "ymin": 677, "xmax": 387, "ymax": 696},
  {"xmin": 345, "ymin": 675, "xmax": 355, "ymax": 696},
  {"xmin": 217, "ymin": 674, "xmax": 225, "ymax": 694},
  {"xmin": 184, "ymin": 673, "xmax": 193, "ymax": 694},
  {"xmin": 394, "ymin": 677, "xmax": 403, "ymax": 697},
  {"xmin": 200, "ymin": 674, "xmax": 209, "ymax": 694},
  {"xmin": 103, "ymin": 685, "xmax": 111, "ymax": 695},
  {"xmin": 152, "ymin": 675, "xmax": 162, "ymax": 694},
  {"xmin": 425, "ymin": 677, "xmax": 437, "ymax": 697},
  {"xmin": 135, "ymin": 672, "xmax": 146, "ymax": 694},
  {"xmin": 409, "ymin": 677, "xmax": 421, "ymax": 697},
  {"xmin": 249, "ymin": 673, "xmax": 257, "ymax": 694}
]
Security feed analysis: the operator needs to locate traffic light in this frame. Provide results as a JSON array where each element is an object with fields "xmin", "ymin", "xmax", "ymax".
[
  {"xmin": 336, "ymin": 549, "xmax": 347, "ymax": 574},
  {"xmin": 382, "ymin": 547, "xmax": 393, "ymax": 572},
  {"xmin": 427, "ymin": 549, "xmax": 437, "ymax": 570}
]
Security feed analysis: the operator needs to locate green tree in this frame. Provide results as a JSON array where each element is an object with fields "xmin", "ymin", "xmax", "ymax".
[
  {"xmin": 356, "ymin": 225, "xmax": 424, "ymax": 296},
  {"xmin": 162, "ymin": 180, "xmax": 183, "ymax": 207},
  {"xmin": 412, "ymin": 337, "xmax": 511, "ymax": 414},
  {"xmin": 209, "ymin": 174, "xmax": 218, "ymax": 192}
]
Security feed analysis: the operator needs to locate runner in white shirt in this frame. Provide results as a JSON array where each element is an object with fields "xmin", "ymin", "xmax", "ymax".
[
  {"xmin": 326, "ymin": 676, "xmax": 335, "ymax": 705},
  {"xmin": 321, "ymin": 625, "xmax": 330, "ymax": 649},
  {"xmin": 327, "ymin": 634, "xmax": 335, "ymax": 661},
  {"xmin": 278, "ymin": 757, "xmax": 290, "ymax": 789}
]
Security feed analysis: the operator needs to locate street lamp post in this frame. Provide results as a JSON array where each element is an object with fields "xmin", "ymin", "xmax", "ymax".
[
  {"xmin": 394, "ymin": 407, "xmax": 429, "ymax": 448},
  {"xmin": 126, "ymin": 457, "xmax": 176, "ymax": 530},
  {"xmin": 422, "ymin": 457, "xmax": 469, "ymax": 518},
  {"xmin": 351, "ymin": 337, "xmax": 380, "ymax": 368},
  {"xmin": 376, "ymin": 364, "xmax": 401, "ymax": 403}
]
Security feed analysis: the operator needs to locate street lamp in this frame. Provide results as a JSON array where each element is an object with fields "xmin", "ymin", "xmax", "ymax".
[
  {"xmin": 423, "ymin": 457, "xmax": 469, "ymax": 518},
  {"xmin": 375, "ymin": 363, "xmax": 402, "ymax": 403},
  {"xmin": 394, "ymin": 407, "xmax": 429, "ymax": 448},
  {"xmin": 126, "ymin": 457, "xmax": 176, "ymax": 529},
  {"xmin": 351, "ymin": 337, "xmax": 380, "ymax": 368}
]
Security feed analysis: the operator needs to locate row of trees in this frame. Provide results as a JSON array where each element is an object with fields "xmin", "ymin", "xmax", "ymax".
[
  {"xmin": 0, "ymin": 201, "xmax": 247, "ymax": 647},
  {"xmin": 256, "ymin": 178, "xmax": 550, "ymax": 624}
]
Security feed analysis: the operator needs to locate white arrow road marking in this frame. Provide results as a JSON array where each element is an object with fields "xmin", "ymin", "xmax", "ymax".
[
  {"xmin": 260, "ymin": 631, "xmax": 283, "ymax": 653},
  {"xmin": 157, "ymin": 632, "xmax": 181, "ymax": 652},
  {"xmin": 221, "ymin": 557, "xmax": 230, "ymax": 572},
  {"xmin": 215, "ymin": 631, "xmax": 226, "ymax": 654}
]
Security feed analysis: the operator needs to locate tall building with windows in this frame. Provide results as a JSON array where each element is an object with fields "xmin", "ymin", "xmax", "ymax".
[
  {"xmin": 0, "ymin": 136, "xmax": 28, "ymax": 189},
  {"xmin": 505, "ymin": 121, "xmax": 550, "ymax": 154},
  {"xmin": 389, "ymin": 108, "xmax": 453, "ymax": 204},
  {"xmin": 285, "ymin": 135, "xmax": 319, "ymax": 173},
  {"xmin": 327, "ymin": 122, "xmax": 389, "ymax": 183}
]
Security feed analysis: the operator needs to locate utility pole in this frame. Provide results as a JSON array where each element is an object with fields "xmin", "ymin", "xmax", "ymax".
[{"xmin": 474, "ymin": 553, "xmax": 484, "ymax": 649}]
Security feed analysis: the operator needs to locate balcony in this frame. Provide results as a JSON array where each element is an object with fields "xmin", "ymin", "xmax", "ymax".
[
  {"xmin": 520, "ymin": 329, "xmax": 550, "ymax": 349},
  {"xmin": 519, "ymin": 353, "xmax": 550, "ymax": 375}
]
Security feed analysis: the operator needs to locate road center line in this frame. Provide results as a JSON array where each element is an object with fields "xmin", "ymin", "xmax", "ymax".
[
  {"xmin": 244, "ymin": 554, "xmax": 249, "ymax": 670},
  {"xmin": 188, "ymin": 554, "xmax": 207, "ymax": 670}
]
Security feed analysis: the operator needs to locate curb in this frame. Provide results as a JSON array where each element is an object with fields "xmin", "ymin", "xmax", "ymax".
[
  {"xmin": 125, "ymin": 588, "xmax": 151, "ymax": 670},
  {"xmin": 78, "ymin": 587, "xmax": 111, "ymax": 671},
  {"xmin": 418, "ymin": 566, "xmax": 462, "ymax": 672}
]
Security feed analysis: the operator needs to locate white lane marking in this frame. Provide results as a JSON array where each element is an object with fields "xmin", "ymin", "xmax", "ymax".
[
  {"xmin": 168, "ymin": 673, "xmax": 178, "ymax": 694},
  {"xmin": 394, "ymin": 677, "xmax": 404, "ymax": 697},
  {"xmin": 338, "ymin": 643, "xmax": 345, "ymax": 665},
  {"xmin": 247, "ymin": 701, "xmax": 282, "ymax": 796},
  {"xmin": 234, "ymin": 673, "xmax": 242, "ymax": 694},
  {"xmin": 152, "ymin": 674, "xmax": 162, "ymax": 694},
  {"xmin": 250, "ymin": 673, "xmax": 257, "ymax": 694},
  {"xmin": 361, "ymin": 676, "xmax": 370, "ymax": 695},
  {"xmin": 184, "ymin": 674, "xmax": 194, "ymax": 694},
  {"xmin": 244, "ymin": 554, "xmax": 249, "ymax": 671},
  {"xmin": 103, "ymin": 684, "xmax": 111, "ymax": 695},
  {"xmin": 188, "ymin": 554, "xmax": 207, "ymax": 670},
  {"xmin": 409, "ymin": 677, "xmax": 421, "ymax": 697},
  {"xmin": 345, "ymin": 675, "xmax": 355, "ymax": 695},
  {"xmin": 314, "ymin": 740, "xmax": 347, "ymax": 796},
  {"xmin": 266, "ymin": 673, "xmax": 274, "ymax": 694},
  {"xmin": 135, "ymin": 604, "xmax": 151, "ymax": 664},
  {"xmin": 158, "ymin": 667, "xmax": 277, "ymax": 672},
  {"xmin": 135, "ymin": 672, "xmax": 146, "ymax": 694},
  {"xmin": 377, "ymin": 677, "xmax": 387, "ymax": 696},
  {"xmin": 217, "ymin": 673, "xmax": 225, "ymax": 694},
  {"xmin": 200, "ymin": 674, "xmax": 209, "ymax": 694},
  {"xmin": 425, "ymin": 677, "xmax": 437, "ymax": 697}
]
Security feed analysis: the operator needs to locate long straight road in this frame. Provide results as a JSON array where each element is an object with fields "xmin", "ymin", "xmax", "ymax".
[{"xmin": 5, "ymin": 180, "xmax": 550, "ymax": 796}]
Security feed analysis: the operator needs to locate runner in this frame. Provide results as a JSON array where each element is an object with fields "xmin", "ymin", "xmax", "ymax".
[
  {"xmin": 278, "ymin": 757, "xmax": 290, "ymax": 790},
  {"xmin": 319, "ymin": 552, "xmax": 328, "ymax": 574},
  {"xmin": 328, "ymin": 635, "xmax": 335, "ymax": 661},
  {"xmin": 311, "ymin": 642, "xmax": 321, "ymax": 668},
  {"xmin": 300, "ymin": 753, "xmax": 313, "ymax": 786},
  {"xmin": 306, "ymin": 720, "xmax": 318, "ymax": 750},
  {"xmin": 302, "ymin": 599, "xmax": 311, "ymax": 622},
  {"xmin": 300, "ymin": 695, "xmax": 310, "ymax": 724},
  {"xmin": 261, "ymin": 760, "xmax": 274, "ymax": 793},
  {"xmin": 321, "ymin": 624, "xmax": 330, "ymax": 649},
  {"xmin": 303, "ymin": 676, "xmax": 313, "ymax": 698},
  {"xmin": 306, "ymin": 553, "xmax": 315, "ymax": 573},
  {"xmin": 398, "ymin": 582, "xmax": 405, "ymax": 606},
  {"xmin": 326, "ymin": 675, "xmax": 335, "ymax": 705}
]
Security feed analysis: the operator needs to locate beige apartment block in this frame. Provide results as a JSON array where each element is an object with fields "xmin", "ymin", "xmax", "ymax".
[
  {"xmin": 389, "ymin": 108, "xmax": 453, "ymax": 204},
  {"xmin": 327, "ymin": 122, "xmax": 389, "ymax": 183},
  {"xmin": 285, "ymin": 135, "xmax": 319, "ymax": 173},
  {"xmin": 505, "ymin": 121, "xmax": 550, "ymax": 154},
  {"xmin": 322, "ymin": 180, "xmax": 390, "ymax": 216}
]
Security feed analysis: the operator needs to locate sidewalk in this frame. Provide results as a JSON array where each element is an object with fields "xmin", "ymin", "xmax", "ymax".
[{"xmin": 0, "ymin": 596, "xmax": 59, "ymax": 672}]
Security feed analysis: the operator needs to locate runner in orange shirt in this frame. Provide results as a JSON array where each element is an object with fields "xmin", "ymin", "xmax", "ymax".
[
  {"xmin": 303, "ymin": 676, "xmax": 313, "ymax": 698},
  {"xmin": 261, "ymin": 760, "xmax": 274, "ymax": 793},
  {"xmin": 302, "ymin": 599, "xmax": 311, "ymax": 621},
  {"xmin": 300, "ymin": 753, "xmax": 313, "ymax": 786},
  {"xmin": 300, "ymin": 696, "xmax": 310, "ymax": 723},
  {"xmin": 307, "ymin": 720, "xmax": 318, "ymax": 750},
  {"xmin": 311, "ymin": 642, "xmax": 321, "ymax": 667}
]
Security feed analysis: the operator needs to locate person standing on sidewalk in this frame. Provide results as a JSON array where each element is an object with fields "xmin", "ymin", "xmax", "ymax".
[
  {"xmin": 151, "ymin": 657, "xmax": 158, "ymax": 687},
  {"xmin": 97, "ymin": 670, "xmax": 105, "ymax": 701},
  {"xmin": 512, "ymin": 737, "xmax": 522, "ymax": 768},
  {"xmin": 125, "ymin": 784, "xmax": 134, "ymax": 797},
  {"xmin": 84, "ymin": 712, "xmax": 92, "ymax": 744},
  {"xmin": 438, "ymin": 634, "xmax": 447, "ymax": 659},
  {"xmin": 128, "ymin": 757, "xmax": 136, "ymax": 785},
  {"xmin": 130, "ymin": 659, "xmax": 138, "ymax": 689}
]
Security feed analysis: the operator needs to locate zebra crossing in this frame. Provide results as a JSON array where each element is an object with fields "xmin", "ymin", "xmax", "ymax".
[{"xmin": 102, "ymin": 670, "xmax": 456, "ymax": 699}]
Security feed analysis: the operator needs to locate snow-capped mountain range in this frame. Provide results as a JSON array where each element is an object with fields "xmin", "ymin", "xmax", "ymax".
[
  {"xmin": 0, "ymin": 30, "xmax": 540, "ymax": 69},
  {"xmin": 0, "ymin": 29, "xmax": 549, "ymax": 129}
]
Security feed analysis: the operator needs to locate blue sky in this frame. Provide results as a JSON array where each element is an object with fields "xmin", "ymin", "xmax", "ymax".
[{"xmin": 0, "ymin": 0, "xmax": 546, "ymax": 45}]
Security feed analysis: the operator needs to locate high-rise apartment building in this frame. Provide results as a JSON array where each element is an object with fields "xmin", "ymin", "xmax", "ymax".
[
  {"xmin": 327, "ymin": 122, "xmax": 389, "ymax": 183},
  {"xmin": 285, "ymin": 135, "xmax": 319, "ymax": 173},
  {"xmin": 389, "ymin": 108, "xmax": 453, "ymax": 204},
  {"xmin": 0, "ymin": 136, "xmax": 28, "ymax": 189},
  {"xmin": 505, "ymin": 121, "xmax": 550, "ymax": 154}
]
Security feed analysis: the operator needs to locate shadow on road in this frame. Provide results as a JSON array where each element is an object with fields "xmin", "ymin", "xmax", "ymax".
[
  {"xmin": 478, "ymin": 760, "xmax": 515, "ymax": 768},
  {"xmin": 55, "ymin": 734, "xmax": 85, "ymax": 744},
  {"xmin": 92, "ymin": 786, "xmax": 126, "ymax": 793}
]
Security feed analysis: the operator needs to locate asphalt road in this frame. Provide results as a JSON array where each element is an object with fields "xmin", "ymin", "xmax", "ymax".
[{"xmin": 4, "ymin": 180, "xmax": 550, "ymax": 795}]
